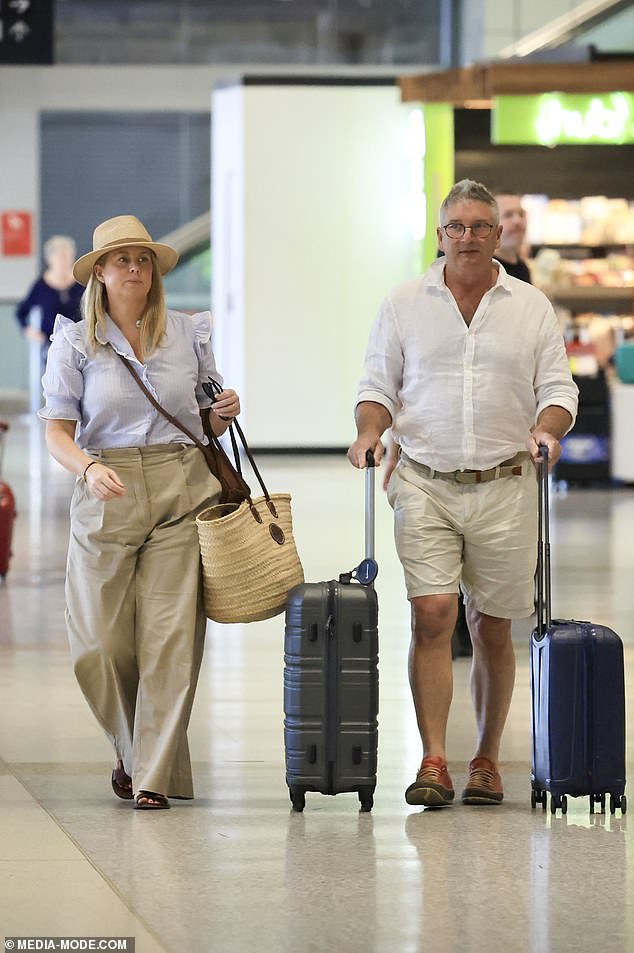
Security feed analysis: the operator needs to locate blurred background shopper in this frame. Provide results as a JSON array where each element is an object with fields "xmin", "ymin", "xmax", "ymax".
[
  {"xmin": 492, "ymin": 189, "xmax": 532, "ymax": 284},
  {"xmin": 15, "ymin": 234, "xmax": 83, "ymax": 376}
]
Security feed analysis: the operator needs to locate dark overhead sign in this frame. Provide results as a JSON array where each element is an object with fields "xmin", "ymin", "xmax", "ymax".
[{"xmin": 0, "ymin": 0, "xmax": 53, "ymax": 65}]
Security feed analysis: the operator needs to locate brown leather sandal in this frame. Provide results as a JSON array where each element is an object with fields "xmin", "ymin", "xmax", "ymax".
[
  {"xmin": 134, "ymin": 791, "xmax": 170, "ymax": 810},
  {"xmin": 111, "ymin": 765, "xmax": 133, "ymax": 800}
]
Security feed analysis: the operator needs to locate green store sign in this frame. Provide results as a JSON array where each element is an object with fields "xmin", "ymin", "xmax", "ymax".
[{"xmin": 492, "ymin": 92, "xmax": 634, "ymax": 145}]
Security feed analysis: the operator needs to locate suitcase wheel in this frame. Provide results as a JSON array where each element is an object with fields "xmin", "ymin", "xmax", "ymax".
[
  {"xmin": 358, "ymin": 788, "xmax": 374, "ymax": 813},
  {"xmin": 609, "ymin": 794, "xmax": 627, "ymax": 815},
  {"xmin": 289, "ymin": 786, "xmax": 306, "ymax": 813},
  {"xmin": 550, "ymin": 794, "xmax": 567, "ymax": 815},
  {"xmin": 531, "ymin": 788, "xmax": 547, "ymax": 810},
  {"xmin": 589, "ymin": 793, "xmax": 606, "ymax": 815}
]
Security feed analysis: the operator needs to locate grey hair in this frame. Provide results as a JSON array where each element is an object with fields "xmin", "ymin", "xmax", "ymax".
[
  {"xmin": 43, "ymin": 234, "xmax": 76, "ymax": 264},
  {"xmin": 439, "ymin": 179, "xmax": 499, "ymax": 225}
]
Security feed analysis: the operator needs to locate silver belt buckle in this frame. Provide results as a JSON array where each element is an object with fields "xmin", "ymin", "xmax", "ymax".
[{"xmin": 454, "ymin": 470, "xmax": 475, "ymax": 484}]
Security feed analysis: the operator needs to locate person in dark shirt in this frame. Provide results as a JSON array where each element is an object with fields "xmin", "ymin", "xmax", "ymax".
[
  {"xmin": 492, "ymin": 189, "xmax": 532, "ymax": 284},
  {"xmin": 15, "ymin": 235, "xmax": 84, "ymax": 374}
]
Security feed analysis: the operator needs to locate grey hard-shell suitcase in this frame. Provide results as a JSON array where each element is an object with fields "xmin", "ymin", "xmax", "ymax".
[
  {"xmin": 530, "ymin": 446, "xmax": 627, "ymax": 815},
  {"xmin": 284, "ymin": 452, "xmax": 379, "ymax": 812}
]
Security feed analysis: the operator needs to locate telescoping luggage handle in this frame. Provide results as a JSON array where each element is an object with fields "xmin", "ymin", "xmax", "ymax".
[
  {"xmin": 340, "ymin": 448, "xmax": 378, "ymax": 587},
  {"xmin": 536, "ymin": 445, "xmax": 552, "ymax": 638}
]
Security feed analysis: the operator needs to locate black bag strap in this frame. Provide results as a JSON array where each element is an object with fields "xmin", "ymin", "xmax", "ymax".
[
  {"xmin": 201, "ymin": 377, "xmax": 275, "ymax": 510},
  {"xmin": 114, "ymin": 349, "xmax": 278, "ymax": 516},
  {"xmin": 536, "ymin": 445, "xmax": 552, "ymax": 637}
]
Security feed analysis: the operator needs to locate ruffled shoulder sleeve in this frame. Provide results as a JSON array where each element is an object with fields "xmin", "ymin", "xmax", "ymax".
[
  {"xmin": 38, "ymin": 315, "xmax": 87, "ymax": 422},
  {"xmin": 184, "ymin": 310, "xmax": 222, "ymax": 407},
  {"xmin": 191, "ymin": 309, "xmax": 213, "ymax": 345},
  {"xmin": 50, "ymin": 314, "xmax": 89, "ymax": 357}
]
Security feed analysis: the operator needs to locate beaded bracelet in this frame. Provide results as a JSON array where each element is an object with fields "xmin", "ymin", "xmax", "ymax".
[{"xmin": 82, "ymin": 460, "xmax": 97, "ymax": 482}]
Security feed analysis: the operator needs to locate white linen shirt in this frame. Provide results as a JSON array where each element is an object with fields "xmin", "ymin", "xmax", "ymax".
[
  {"xmin": 357, "ymin": 258, "xmax": 578, "ymax": 472},
  {"xmin": 39, "ymin": 309, "xmax": 223, "ymax": 452}
]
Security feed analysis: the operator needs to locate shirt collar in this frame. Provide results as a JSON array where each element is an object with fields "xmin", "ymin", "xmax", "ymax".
[
  {"xmin": 95, "ymin": 314, "xmax": 141, "ymax": 362},
  {"xmin": 493, "ymin": 259, "xmax": 513, "ymax": 293},
  {"xmin": 427, "ymin": 255, "xmax": 512, "ymax": 295}
]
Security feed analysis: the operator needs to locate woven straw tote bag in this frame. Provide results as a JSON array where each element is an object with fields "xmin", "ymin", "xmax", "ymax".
[
  {"xmin": 196, "ymin": 492, "xmax": 304, "ymax": 623},
  {"xmin": 116, "ymin": 355, "xmax": 303, "ymax": 622},
  {"xmin": 195, "ymin": 379, "xmax": 304, "ymax": 623}
]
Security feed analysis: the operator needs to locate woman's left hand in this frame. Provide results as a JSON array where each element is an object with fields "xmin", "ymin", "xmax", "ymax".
[{"xmin": 212, "ymin": 388, "xmax": 241, "ymax": 420}]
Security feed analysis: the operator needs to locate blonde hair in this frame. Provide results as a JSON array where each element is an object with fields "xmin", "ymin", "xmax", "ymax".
[{"xmin": 82, "ymin": 249, "xmax": 167, "ymax": 357}]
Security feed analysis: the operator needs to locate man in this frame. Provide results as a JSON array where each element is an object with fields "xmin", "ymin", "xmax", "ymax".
[
  {"xmin": 492, "ymin": 189, "xmax": 532, "ymax": 283},
  {"xmin": 348, "ymin": 179, "xmax": 578, "ymax": 808},
  {"xmin": 381, "ymin": 187, "xmax": 532, "ymax": 491},
  {"xmin": 451, "ymin": 188, "xmax": 533, "ymax": 658}
]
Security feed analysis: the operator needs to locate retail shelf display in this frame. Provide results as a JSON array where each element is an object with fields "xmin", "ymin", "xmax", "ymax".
[{"xmin": 524, "ymin": 195, "xmax": 634, "ymax": 485}]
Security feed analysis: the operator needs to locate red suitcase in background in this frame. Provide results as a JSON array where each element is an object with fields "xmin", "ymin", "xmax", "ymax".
[{"xmin": 0, "ymin": 422, "xmax": 16, "ymax": 578}]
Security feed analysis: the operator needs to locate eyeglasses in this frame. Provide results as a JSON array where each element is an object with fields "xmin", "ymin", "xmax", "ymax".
[{"xmin": 442, "ymin": 222, "xmax": 496, "ymax": 239}]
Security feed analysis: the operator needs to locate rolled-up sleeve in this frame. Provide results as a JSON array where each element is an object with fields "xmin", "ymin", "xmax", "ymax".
[
  {"xmin": 534, "ymin": 308, "xmax": 579, "ymax": 433},
  {"xmin": 38, "ymin": 316, "xmax": 84, "ymax": 422},
  {"xmin": 356, "ymin": 294, "xmax": 403, "ymax": 422},
  {"xmin": 192, "ymin": 310, "xmax": 224, "ymax": 409}
]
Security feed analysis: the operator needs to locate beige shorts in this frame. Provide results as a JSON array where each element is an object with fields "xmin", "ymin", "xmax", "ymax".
[{"xmin": 386, "ymin": 452, "xmax": 538, "ymax": 619}]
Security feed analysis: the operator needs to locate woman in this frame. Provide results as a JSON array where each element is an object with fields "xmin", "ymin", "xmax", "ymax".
[
  {"xmin": 15, "ymin": 235, "xmax": 83, "ymax": 375},
  {"xmin": 40, "ymin": 214, "xmax": 240, "ymax": 810}
]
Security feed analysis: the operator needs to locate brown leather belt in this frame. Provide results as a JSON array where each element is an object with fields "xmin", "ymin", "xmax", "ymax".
[{"xmin": 403, "ymin": 452, "xmax": 525, "ymax": 485}]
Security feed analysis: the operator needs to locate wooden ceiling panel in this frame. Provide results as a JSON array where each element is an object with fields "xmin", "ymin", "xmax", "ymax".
[{"xmin": 399, "ymin": 61, "xmax": 634, "ymax": 104}]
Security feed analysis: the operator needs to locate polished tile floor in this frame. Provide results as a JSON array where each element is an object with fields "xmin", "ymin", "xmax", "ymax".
[{"xmin": 0, "ymin": 413, "xmax": 633, "ymax": 953}]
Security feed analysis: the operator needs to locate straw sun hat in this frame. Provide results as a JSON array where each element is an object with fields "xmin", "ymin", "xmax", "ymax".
[{"xmin": 72, "ymin": 214, "xmax": 179, "ymax": 286}]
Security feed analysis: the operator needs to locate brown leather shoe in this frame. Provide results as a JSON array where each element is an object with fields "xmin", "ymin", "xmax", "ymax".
[
  {"xmin": 461, "ymin": 756, "xmax": 504, "ymax": 805},
  {"xmin": 405, "ymin": 755, "xmax": 455, "ymax": 807}
]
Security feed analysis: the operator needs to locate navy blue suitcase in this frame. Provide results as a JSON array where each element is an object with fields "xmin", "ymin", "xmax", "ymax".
[
  {"xmin": 284, "ymin": 453, "xmax": 379, "ymax": 812},
  {"xmin": 530, "ymin": 447, "xmax": 627, "ymax": 815}
]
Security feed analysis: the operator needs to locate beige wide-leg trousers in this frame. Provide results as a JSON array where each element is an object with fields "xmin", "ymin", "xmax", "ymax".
[{"xmin": 65, "ymin": 444, "xmax": 220, "ymax": 799}]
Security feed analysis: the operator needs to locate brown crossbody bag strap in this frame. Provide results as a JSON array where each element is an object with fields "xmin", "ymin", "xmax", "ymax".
[
  {"xmin": 113, "ymin": 347, "xmax": 207, "ymax": 445},
  {"xmin": 113, "ymin": 348, "xmax": 275, "ymax": 513}
]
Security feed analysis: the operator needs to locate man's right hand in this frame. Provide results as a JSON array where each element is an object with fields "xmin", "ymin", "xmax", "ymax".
[
  {"xmin": 348, "ymin": 401, "xmax": 392, "ymax": 468},
  {"xmin": 347, "ymin": 438, "xmax": 384, "ymax": 469}
]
